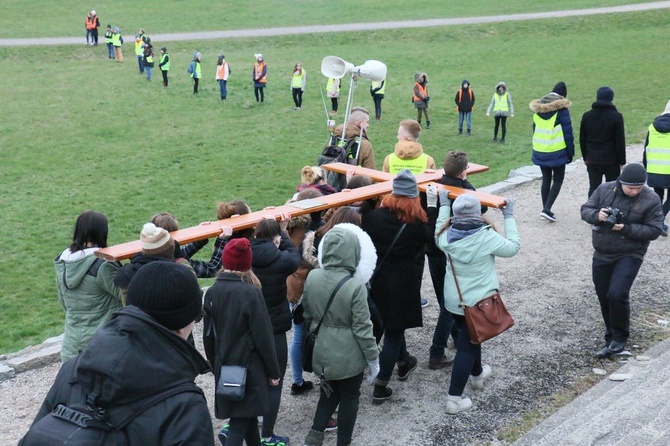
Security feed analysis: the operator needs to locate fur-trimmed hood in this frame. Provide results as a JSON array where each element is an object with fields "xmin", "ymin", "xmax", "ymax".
[
  {"xmin": 414, "ymin": 72, "xmax": 428, "ymax": 83},
  {"xmin": 300, "ymin": 230, "xmax": 319, "ymax": 269},
  {"xmin": 495, "ymin": 81, "xmax": 507, "ymax": 93},
  {"xmin": 529, "ymin": 93, "xmax": 572, "ymax": 113},
  {"xmin": 317, "ymin": 223, "xmax": 377, "ymax": 284}
]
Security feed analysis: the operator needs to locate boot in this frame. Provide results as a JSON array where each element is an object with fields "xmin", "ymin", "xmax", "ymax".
[
  {"xmin": 372, "ymin": 379, "xmax": 393, "ymax": 404},
  {"xmin": 467, "ymin": 129, "xmax": 471, "ymax": 136},
  {"xmin": 446, "ymin": 395, "xmax": 472, "ymax": 414},
  {"xmin": 458, "ymin": 128, "xmax": 463, "ymax": 135},
  {"xmin": 304, "ymin": 429, "xmax": 325, "ymax": 446},
  {"xmin": 426, "ymin": 121, "xmax": 431, "ymax": 129}
]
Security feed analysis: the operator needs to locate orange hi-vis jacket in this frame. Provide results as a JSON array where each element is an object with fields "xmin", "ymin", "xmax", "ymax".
[
  {"xmin": 413, "ymin": 82, "xmax": 427, "ymax": 101},
  {"xmin": 254, "ymin": 62, "xmax": 267, "ymax": 83}
]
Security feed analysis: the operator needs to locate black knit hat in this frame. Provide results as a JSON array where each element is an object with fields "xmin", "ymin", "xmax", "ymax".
[
  {"xmin": 552, "ymin": 82, "xmax": 567, "ymax": 98},
  {"xmin": 127, "ymin": 262, "xmax": 202, "ymax": 330},
  {"xmin": 596, "ymin": 86, "xmax": 614, "ymax": 103},
  {"xmin": 619, "ymin": 163, "xmax": 647, "ymax": 186}
]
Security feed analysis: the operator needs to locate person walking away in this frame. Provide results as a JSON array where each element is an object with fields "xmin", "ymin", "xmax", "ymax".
[
  {"xmin": 362, "ymin": 170, "xmax": 431, "ymax": 404},
  {"xmin": 332, "ymin": 107, "xmax": 376, "ymax": 169},
  {"xmin": 216, "ymin": 54, "xmax": 231, "ymax": 100},
  {"xmin": 370, "ymin": 78, "xmax": 385, "ymax": 121},
  {"xmin": 643, "ymin": 100, "xmax": 670, "ymax": 236},
  {"xmin": 529, "ymin": 81, "xmax": 574, "ymax": 222},
  {"xmin": 204, "ymin": 238, "xmax": 281, "ymax": 446},
  {"xmin": 189, "ymin": 52, "xmax": 202, "ymax": 94},
  {"xmin": 413, "ymin": 72, "xmax": 430, "ymax": 128},
  {"xmin": 486, "ymin": 82, "xmax": 514, "ymax": 143},
  {"xmin": 112, "ymin": 27, "xmax": 123, "ymax": 62},
  {"xmin": 159, "ymin": 47, "xmax": 170, "ymax": 87},
  {"xmin": 301, "ymin": 224, "xmax": 379, "ymax": 446},
  {"xmin": 104, "ymin": 25, "xmax": 114, "ymax": 59},
  {"xmin": 432, "ymin": 191, "xmax": 519, "ymax": 414},
  {"xmin": 455, "ymin": 80, "xmax": 475, "ymax": 135},
  {"xmin": 327, "ymin": 77, "xmax": 340, "ymax": 115},
  {"xmin": 581, "ymin": 163, "xmax": 664, "ymax": 358},
  {"xmin": 291, "ymin": 63, "xmax": 306, "ymax": 109},
  {"xmin": 253, "ymin": 54, "xmax": 268, "ymax": 103},
  {"xmin": 580, "ymin": 86, "xmax": 626, "ymax": 197},
  {"xmin": 143, "ymin": 40, "xmax": 154, "ymax": 81},
  {"xmin": 382, "ymin": 119, "xmax": 435, "ymax": 174}
]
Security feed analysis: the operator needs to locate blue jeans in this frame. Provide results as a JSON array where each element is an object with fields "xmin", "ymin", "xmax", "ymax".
[
  {"xmin": 458, "ymin": 111, "xmax": 472, "ymax": 130},
  {"xmin": 377, "ymin": 329, "xmax": 409, "ymax": 382},
  {"xmin": 106, "ymin": 43, "xmax": 114, "ymax": 58},
  {"xmin": 218, "ymin": 79, "xmax": 228, "ymax": 99},
  {"xmin": 137, "ymin": 55, "xmax": 144, "ymax": 73},
  {"xmin": 145, "ymin": 65, "xmax": 152, "ymax": 80},
  {"xmin": 448, "ymin": 314, "xmax": 482, "ymax": 396},
  {"xmin": 427, "ymin": 255, "xmax": 456, "ymax": 360},
  {"xmin": 289, "ymin": 303, "xmax": 306, "ymax": 385}
]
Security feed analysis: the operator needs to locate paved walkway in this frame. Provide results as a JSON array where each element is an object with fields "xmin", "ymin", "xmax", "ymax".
[{"xmin": 1, "ymin": 1, "xmax": 669, "ymax": 47}]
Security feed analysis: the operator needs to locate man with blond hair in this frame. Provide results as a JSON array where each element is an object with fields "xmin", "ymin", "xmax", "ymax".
[{"xmin": 383, "ymin": 119, "xmax": 436, "ymax": 173}]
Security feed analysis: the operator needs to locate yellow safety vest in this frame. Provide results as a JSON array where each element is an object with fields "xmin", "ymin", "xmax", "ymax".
[
  {"xmin": 112, "ymin": 33, "xmax": 122, "ymax": 47},
  {"xmin": 327, "ymin": 78, "xmax": 340, "ymax": 93},
  {"xmin": 532, "ymin": 113, "xmax": 565, "ymax": 153},
  {"xmin": 371, "ymin": 80, "xmax": 385, "ymax": 95},
  {"xmin": 388, "ymin": 153, "xmax": 428, "ymax": 174},
  {"xmin": 135, "ymin": 38, "xmax": 144, "ymax": 55},
  {"xmin": 493, "ymin": 92, "xmax": 509, "ymax": 112},
  {"xmin": 104, "ymin": 30, "xmax": 113, "ymax": 44},
  {"xmin": 160, "ymin": 53, "xmax": 170, "ymax": 71},
  {"xmin": 646, "ymin": 124, "xmax": 670, "ymax": 175},
  {"xmin": 291, "ymin": 71, "xmax": 305, "ymax": 89}
]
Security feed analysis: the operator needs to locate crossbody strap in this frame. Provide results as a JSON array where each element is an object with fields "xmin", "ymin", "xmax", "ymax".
[
  {"xmin": 370, "ymin": 223, "xmax": 407, "ymax": 283},
  {"xmin": 313, "ymin": 276, "xmax": 352, "ymax": 336},
  {"xmin": 447, "ymin": 254, "xmax": 465, "ymax": 308}
]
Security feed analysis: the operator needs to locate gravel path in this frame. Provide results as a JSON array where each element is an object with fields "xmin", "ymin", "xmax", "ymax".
[{"xmin": 3, "ymin": 144, "xmax": 669, "ymax": 445}]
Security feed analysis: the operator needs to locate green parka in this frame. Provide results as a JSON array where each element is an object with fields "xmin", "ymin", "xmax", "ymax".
[{"xmin": 54, "ymin": 249, "xmax": 122, "ymax": 362}]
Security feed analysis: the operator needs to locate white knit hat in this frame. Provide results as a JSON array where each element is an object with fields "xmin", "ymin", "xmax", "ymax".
[{"xmin": 140, "ymin": 223, "xmax": 172, "ymax": 256}]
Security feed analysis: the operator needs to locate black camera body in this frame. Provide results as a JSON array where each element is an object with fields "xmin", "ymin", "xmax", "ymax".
[{"xmin": 602, "ymin": 207, "xmax": 624, "ymax": 229}]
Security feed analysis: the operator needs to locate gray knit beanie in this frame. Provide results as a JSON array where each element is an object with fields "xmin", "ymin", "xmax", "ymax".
[
  {"xmin": 392, "ymin": 169, "xmax": 419, "ymax": 198},
  {"xmin": 452, "ymin": 194, "xmax": 482, "ymax": 217}
]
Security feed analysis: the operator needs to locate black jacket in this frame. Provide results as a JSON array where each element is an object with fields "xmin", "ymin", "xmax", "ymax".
[
  {"xmin": 579, "ymin": 101, "xmax": 626, "ymax": 166},
  {"xmin": 26, "ymin": 306, "xmax": 213, "ymax": 445},
  {"xmin": 251, "ymin": 233, "xmax": 301, "ymax": 333},
  {"xmin": 203, "ymin": 273, "xmax": 280, "ymax": 419},
  {"xmin": 455, "ymin": 87, "xmax": 475, "ymax": 112}
]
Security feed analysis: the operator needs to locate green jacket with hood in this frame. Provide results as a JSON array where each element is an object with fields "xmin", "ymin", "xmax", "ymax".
[
  {"xmin": 54, "ymin": 248, "xmax": 122, "ymax": 362},
  {"xmin": 302, "ymin": 224, "xmax": 379, "ymax": 380}
]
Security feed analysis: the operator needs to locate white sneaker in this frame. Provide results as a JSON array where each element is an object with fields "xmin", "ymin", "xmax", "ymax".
[
  {"xmin": 446, "ymin": 395, "xmax": 472, "ymax": 414},
  {"xmin": 470, "ymin": 364, "xmax": 492, "ymax": 390}
]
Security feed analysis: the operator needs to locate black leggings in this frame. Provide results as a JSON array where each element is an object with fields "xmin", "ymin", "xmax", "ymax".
[
  {"xmin": 193, "ymin": 78, "xmax": 199, "ymax": 93},
  {"xmin": 372, "ymin": 94, "xmax": 383, "ymax": 119},
  {"xmin": 161, "ymin": 70, "xmax": 168, "ymax": 87},
  {"xmin": 494, "ymin": 116, "xmax": 507, "ymax": 139},
  {"xmin": 227, "ymin": 417, "xmax": 261, "ymax": 446},
  {"xmin": 255, "ymin": 86, "xmax": 265, "ymax": 102},
  {"xmin": 417, "ymin": 108, "xmax": 430, "ymax": 124},
  {"xmin": 292, "ymin": 88, "xmax": 303, "ymax": 107},
  {"xmin": 331, "ymin": 97, "xmax": 338, "ymax": 112},
  {"xmin": 540, "ymin": 165, "xmax": 566, "ymax": 212},
  {"xmin": 312, "ymin": 373, "xmax": 364, "ymax": 446}
]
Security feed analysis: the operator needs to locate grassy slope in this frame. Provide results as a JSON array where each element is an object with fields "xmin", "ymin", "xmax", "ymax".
[{"xmin": 1, "ymin": 7, "xmax": 669, "ymax": 352}]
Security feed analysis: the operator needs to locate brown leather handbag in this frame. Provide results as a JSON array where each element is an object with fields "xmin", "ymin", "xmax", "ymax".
[{"xmin": 448, "ymin": 255, "xmax": 514, "ymax": 345}]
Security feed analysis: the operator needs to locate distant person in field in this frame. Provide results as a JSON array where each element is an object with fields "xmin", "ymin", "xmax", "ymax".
[
  {"xmin": 486, "ymin": 82, "xmax": 515, "ymax": 143},
  {"xmin": 327, "ymin": 77, "xmax": 341, "ymax": 115},
  {"xmin": 112, "ymin": 27, "xmax": 123, "ymax": 62},
  {"xmin": 382, "ymin": 119, "xmax": 435, "ymax": 174},
  {"xmin": 370, "ymin": 78, "xmax": 385, "ymax": 121},
  {"xmin": 104, "ymin": 25, "xmax": 114, "ymax": 59},
  {"xmin": 189, "ymin": 52, "xmax": 202, "ymax": 94},
  {"xmin": 413, "ymin": 72, "xmax": 431, "ymax": 129},
  {"xmin": 291, "ymin": 62, "xmax": 306, "ymax": 110},
  {"xmin": 333, "ymin": 107, "xmax": 376, "ymax": 169},
  {"xmin": 455, "ymin": 80, "xmax": 475, "ymax": 136},
  {"xmin": 253, "ymin": 54, "xmax": 267, "ymax": 103},
  {"xmin": 216, "ymin": 54, "xmax": 231, "ymax": 100},
  {"xmin": 159, "ymin": 47, "xmax": 170, "ymax": 87},
  {"xmin": 142, "ymin": 38, "xmax": 154, "ymax": 81}
]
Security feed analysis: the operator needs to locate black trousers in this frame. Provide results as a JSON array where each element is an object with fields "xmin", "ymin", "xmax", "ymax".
[
  {"xmin": 540, "ymin": 165, "xmax": 566, "ymax": 211},
  {"xmin": 292, "ymin": 88, "xmax": 303, "ymax": 107},
  {"xmin": 255, "ymin": 86, "xmax": 265, "ymax": 102},
  {"xmin": 494, "ymin": 115, "xmax": 507, "ymax": 139},
  {"xmin": 587, "ymin": 164, "xmax": 620, "ymax": 197},
  {"xmin": 227, "ymin": 417, "xmax": 261, "ymax": 446},
  {"xmin": 372, "ymin": 94, "xmax": 383, "ymax": 119},
  {"xmin": 161, "ymin": 70, "xmax": 168, "ymax": 87},
  {"xmin": 311, "ymin": 372, "xmax": 364, "ymax": 446}
]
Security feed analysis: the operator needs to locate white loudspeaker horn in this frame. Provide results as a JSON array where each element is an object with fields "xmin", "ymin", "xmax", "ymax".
[
  {"xmin": 321, "ymin": 56, "xmax": 354, "ymax": 79},
  {"xmin": 352, "ymin": 60, "xmax": 387, "ymax": 82}
]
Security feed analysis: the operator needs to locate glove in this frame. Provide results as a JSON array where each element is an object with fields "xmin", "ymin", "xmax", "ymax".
[
  {"xmin": 366, "ymin": 358, "xmax": 380, "ymax": 384},
  {"xmin": 426, "ymin": 184, "xmax": 438, "ymax": 208},
  {"xmin": 439, "ymin": 189, "xmax": 450, "ymax": 206},
  {"xmin": 501, "ymin": 198, "xmax": 515, "ymax": 218}
]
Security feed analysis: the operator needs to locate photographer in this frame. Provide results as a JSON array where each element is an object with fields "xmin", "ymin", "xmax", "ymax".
[{"xmin": 581, "ymin": 163, "xmax": 664, "ymax": 358}]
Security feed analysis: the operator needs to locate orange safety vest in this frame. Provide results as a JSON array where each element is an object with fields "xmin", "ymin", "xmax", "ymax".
[
  {"xmin": 413, "ymin": 82, "xmax": 427, "ymax": 101},
  {"xmin": 254, "ymin": 62, "xmax": 267, "ymax": 83},
  {"xmin": 86, "ymin": 16, "xmax": 97, "ymax": 30},
  {"xmin": 457, "ymin": 89, "xmax": 473, "ymax": 102}
]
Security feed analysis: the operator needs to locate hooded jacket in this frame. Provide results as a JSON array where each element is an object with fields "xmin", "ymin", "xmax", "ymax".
[
  {"xmin": 302, "ymin": 224, "xmax": 378, "ymax": 380},
  {"xmin": 382, "ymin": 140, "xmax": 436, "ymax": 173},
  {"xmin": 435, "ymin": 205, "xmax": 520, "ymax": 315},
  {"xmin": 333, "ymin": 122, "xmax": 375, "ymax": 169},
  {"xmin": 286, "ymin": 230, "xmax": 319, "ymax": 304},
  {"xmin": 580, "ymin": 180, "xmax": 663, "ymax": 261},
  {"xmin": 529, "ymin": 93, "xmax": 575, "ymax": 167},
  {"xmin": 486, "ymin": 82, "xmax": 514, "ymax": 117},
  {"xmin": 579, "ymin": 101, "xmax": 626, "ymax": 166},
  {"xmin": 455, "ymin": 81, "xmax": 475, "ymax": 112},
  {"xmin": 27, "ymin": 306, "xmax": 213, "ymax": 445},
  {"xmin": 54, "ymin": 248, "xmax": 122, "ymax": 362},
  {"xmin": 643, "ymin": 113, "xmax": 670, "ymax": 189}
]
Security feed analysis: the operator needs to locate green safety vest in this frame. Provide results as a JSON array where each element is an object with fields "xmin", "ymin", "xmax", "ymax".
[
  {"xmin": 112, "ymin": 33, "xmax": 122, "ymax": 47},
  {"xmin": 371, "ymin": 80, "xmax": 385, "ymax": 95},
  {"xmin": 327, "ymin": 78, "xmax": 340, "ymax": 93},
  {"xmin": 160, "ymin": 53, "xmax": 170, "ymax": 71},
  {"xmin": 145, "ymin": 53, "xmax": 154, "ymax": 64},
  {"xmin": 388, "ymin": 153, "xmax": 428, "ymax": 174},
  {"xmin": 104, "ymin": 30, "xmax": 113, "ymax": 44},
  {"xmin": 191, "ymin": 61, "xmax": 202, "ymax": 78},
  {"xmin": 646, "ymin": 124, "xmax": 670, "ymax": 175},
  {"xmin": 532, "ymin": 113, "xmax": 565, "ymax": 153},
  {"xmin": 493, "ymin": 92, "xmax": 509, "ymax": 112},
  {"xmin": 291, "ymin": 71, "xmax": 305, "ymax": 89},
  {"xmin": 135, "ymin": 39, "xmax": 144, "ymax": 55}
]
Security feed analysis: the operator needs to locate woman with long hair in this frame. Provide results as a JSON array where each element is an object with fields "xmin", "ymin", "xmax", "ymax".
[
  {"xmin": 204, "ymin": 238, "xmax": 281, "ymax": 446},
  {"xmin": 431, "ymin": 189, "xmax": 519, "ymax": 414},
  {"xmin": 361, "ymin": 169, "xmax": 431, "ymax": 403},
  {"xmin": 291, "ymin": 62, "xmax": 306, "ymax": 109}
]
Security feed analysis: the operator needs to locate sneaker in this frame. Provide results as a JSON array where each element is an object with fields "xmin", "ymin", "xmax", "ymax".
[
  {"xmin": 470, "ymin": 364, "xmax": 492, "ymax": 390},
  {"xmin": 428, "ymin": 356, "xmax": 453, "ymax": 370},
  {"xmin": 421, "ymin": 298, "xmax": 429, "ymax": 308},
  {"xmin": 540, "ymin": 209, "xmax": 557, "ymax": 222},
  {"xmin": 500, "ymin": 139, "xmax": 505, "ymax": 143},
  {"xmin": 324, "ymin": 417, "xmax": 338, "ymax": 432},
  {"xmin": 397, "ymin": 355, "xmax": 418, "ymax": 381},
  {"xmin": 446, "ymin": 395, "xmax": 472, "ymax": 414},
  {"xmin": 218, "ymin": 424, "xmax": 229, "ymax": 446},
  {"xmin": 372, "ymin": 384, "xmax": 393, "ymax": 404},
  {"xmin": 257, "ymin": 415, "xmax": 263, "ymax": 426},
  {"xmin": 290, "ymin": 380, "xmax": 314, "ymax": 395},
  {"xmin": 261, "ymin": 434, "xmax": 290, "ymax": 446}
]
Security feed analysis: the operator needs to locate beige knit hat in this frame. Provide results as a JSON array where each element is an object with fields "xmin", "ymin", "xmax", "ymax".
[{"xmin": 140, "ymin": 223, "xmax": 174, "ymax": 257}]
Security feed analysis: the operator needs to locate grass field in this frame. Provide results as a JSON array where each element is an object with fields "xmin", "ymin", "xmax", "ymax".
[{"xmin": 2, "ymin": 4, "xmax": 670, "ymax": 353}]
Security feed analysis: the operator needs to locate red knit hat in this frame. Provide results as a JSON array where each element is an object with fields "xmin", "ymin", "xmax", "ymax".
[{"xmin": 223, "ymin": 238, "xmax": 252, "ymax": 272}]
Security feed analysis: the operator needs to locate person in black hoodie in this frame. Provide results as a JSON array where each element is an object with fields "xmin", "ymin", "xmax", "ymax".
[
  {"xmin": 250, "ymin": 217, "xmax": 301, "ymax": 446},
  {"xmin": 455, "ymin": 80, "xmax": 475, "ymax": 135},
  {"xmin": 643, "ymin": 100, "xmax": 670, "ymax": 235},
  {"xmin": 580, "ymin": 86, "xmax": 626, "ymax": 197},
  {"xmin": 21, "ymin": 262, "xmax": 214, "ymax": 445}
]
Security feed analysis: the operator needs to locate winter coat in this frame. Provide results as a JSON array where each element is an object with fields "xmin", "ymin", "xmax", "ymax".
[
  {"xmin": 334, "ymin": 123, "xmax": 375, "ymax": 169},
  {"xmin": 362, "ymin": 207, "xmax": 431, "ymax": 330},
  {"xmin": 455, "ymin": 86, "xmax": 475, "ymax": 112},
  {"xmin": 286, "ymin": 231, "xmax": 319, "ymax": 304},
  {"xmin": 580, "ymin": 101, "xmax": 626, "ymax": 166},
  {"xmin": 203, "ymin": 273, "xmax": 280, "ymax": 419},
  {"xmin": 382, "ymin": 140, "xmax": 436, "ymax": 173},
  {"xmin": 302, "ymin": 224, "xmax": 378, "ymax": 380},
  {"xmin": 435, "ymin": 205, "xmax": 520, "ymax": 316},
  {"xmin": 54, "ymin": 248, "xmax": 122, "ymax": 362},
  {"xmin": 26, "ymin": 306, "xmax": 213, "ymax": 445},
  {"xmin": 251, "ymin": 233, "xmax": 302, "ymax": 333},
  {"xmin": 114, "ymin": 255, "xmax": 174, "ymax": 305},
  {"xmin": 529, "ymin": 93, "xmax": 575, "ymax": 167},
  {"xmin": 580, "ymin": 180, "xmax": 664, "ymax": 261},
  {"xmin": 643, "ymin": 113, "xmax": 670, "ymax": 189},
  {"xmin": 486, "ymin": 82, "xmax": 514, "ymax": 117}
]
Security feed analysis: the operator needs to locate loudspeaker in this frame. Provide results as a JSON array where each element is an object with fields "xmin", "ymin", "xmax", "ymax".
[
  {"xmin": 321, "ymin": 56, "xmax": 354, "ymax": 79},
  {"xmin": 354, "ymin": 60, "xmax": 387, "ymax": 82}
]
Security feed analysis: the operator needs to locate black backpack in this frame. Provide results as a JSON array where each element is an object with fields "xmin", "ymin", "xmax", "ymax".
[
  {"xmin": 316, "ymin": 135, "xmax": 360, "ymax": 191},
  {"xmin": 20, "ymin": 374, "xmax": 201, "ymax": 446}
]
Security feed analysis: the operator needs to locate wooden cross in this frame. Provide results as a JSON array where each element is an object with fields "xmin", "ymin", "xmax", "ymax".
[{"xmin": 95, "ymin": 162, "xmax": 505, "ymax": 261}]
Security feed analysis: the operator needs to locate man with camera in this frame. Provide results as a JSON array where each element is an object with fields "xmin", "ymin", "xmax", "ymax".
[{"xmin": 581, "ymin": 163, "xmax": 664, "ymax": 358}]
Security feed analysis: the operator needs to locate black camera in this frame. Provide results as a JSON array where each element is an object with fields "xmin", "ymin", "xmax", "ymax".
[{"xmin": 602, "ymin": 207, "xmax": 624, "ymax": 229}]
